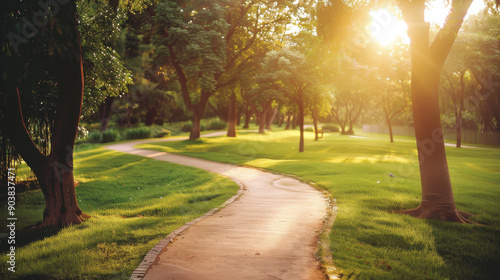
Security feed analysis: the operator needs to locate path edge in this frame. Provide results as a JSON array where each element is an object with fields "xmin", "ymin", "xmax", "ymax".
[{"xmin": 129, "ymin": 178, "xmax": 245, "ymax": 280}]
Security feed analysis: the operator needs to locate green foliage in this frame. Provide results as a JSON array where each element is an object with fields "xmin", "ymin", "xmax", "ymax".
[
  {"xmin": 87, "ymin": 131, "xmax": 103, "ymax": 143},
  {"xmin": 140, "ymin": 131, "xmax": 500, "ymax": 280},
  {"xmin": 206, "ymin": 119, "xmax": 227, "ymax": 130},
  {"xmin": 322, "ymin": 123, "xmax": 340, "ymax": 132},
  {"xmin": 102, "ymin": 129, "xmax": 120, "ymax": 143},
  {"xmin": 0, "ymin": 147, "xmax": 238, "ymax": 279},
  {"xmin": 123, "ymin": 127, "xmax": 151, "ymax": 140},
  {"xmin": 153, "ymin": 129, "xmax": 171, "ymax": 138},
  {"xmin": 154, "ymin": 118, "xmax": 165, "ymax": 126}
]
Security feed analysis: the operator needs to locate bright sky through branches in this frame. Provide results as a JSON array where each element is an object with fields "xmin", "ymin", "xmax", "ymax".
[{"xmin": 369, "ymin": 0, "xmax": 486, "ymax": 46}]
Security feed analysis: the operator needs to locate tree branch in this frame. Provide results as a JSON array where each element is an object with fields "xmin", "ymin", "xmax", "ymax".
[{"xmin": 430, "ymin": 0, "xmax": 473, "ymax": 67}]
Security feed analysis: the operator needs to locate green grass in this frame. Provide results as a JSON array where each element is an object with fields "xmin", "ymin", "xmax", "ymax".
[
  {"xmin": 137, "ymin": 129, "xmax": 500, "ymax": 280},
  {"xmin": 0, "ymin": 145, "xmax": 239, "ymax": 280}
]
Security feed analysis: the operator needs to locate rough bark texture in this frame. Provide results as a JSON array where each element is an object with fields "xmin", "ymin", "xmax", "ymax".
[
  {"xmin": 5, "ymin": 0, "xmax": 89, "ymax": 227},
  {"xmin": 399, "ymin": 0, "xmax": 472, "ymax": 223}
]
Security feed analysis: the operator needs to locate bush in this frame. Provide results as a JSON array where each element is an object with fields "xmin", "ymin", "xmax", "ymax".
[
  {"xmin": 123, "ymin": 127, "xmax": 151, "ymax": 140},
  {"xmin": 304, "ymin": 126, "xmax": 314, "ymax": 132},
  {"xmin": 87, "ymin": 131, "xmax": 103, "ymax": 143},
  {"xmin": 207, "ymin": 119, "xmax": 227, "ymax": 130},
  {"xmin": 153, "ymin": 129, "xmax": 171, "ymax": 138},
  {"xmin": 181, "ymin": 121, "xmax": 193, "ymax": 132},
  {"xmin": 77, "ymin": 124, "xmax": 89, "ymax": 140},
  {"xmin": 322, "ymin": 124, "xmax": 340, "ymax": 132},
  {"xmin": 153, "ymin": 118, "xmax": 165, "ymax": 126},
  {"xmin": 101, "ymin": 129, "xmax": 119, "ymax": 143}
]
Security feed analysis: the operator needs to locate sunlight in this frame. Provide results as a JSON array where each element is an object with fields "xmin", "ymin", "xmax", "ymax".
[
  {"xmin": 370, "ymin": 1, "xmax": 486, "ymax": 46},
  {"xmin": 369, "ymin": 9, "xmax": 408, "ymax": 46}
]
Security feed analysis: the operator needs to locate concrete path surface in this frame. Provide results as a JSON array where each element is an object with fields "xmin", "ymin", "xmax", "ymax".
[{"xmin": 106, "ymin": 132, "xmax": 328, "ymax": 280}]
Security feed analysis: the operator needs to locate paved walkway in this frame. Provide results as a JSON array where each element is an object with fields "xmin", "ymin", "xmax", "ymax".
[{"xmin": 106, "ymin": 132, "xmax": 328, "ymax": 280}]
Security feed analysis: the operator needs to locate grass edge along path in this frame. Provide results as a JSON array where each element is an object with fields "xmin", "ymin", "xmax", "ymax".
[
  {"xmin": 136, "ymin": 130, "xmax": 500, "ymax": 280},
  {"xmin": 0, "ymin": 145, "xmax": 240, "ymax": 280}
]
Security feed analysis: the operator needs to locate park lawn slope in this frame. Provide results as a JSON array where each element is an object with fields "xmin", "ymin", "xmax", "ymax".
[
  {"xmin": 138, "ymin": 130, "xmax": 500, "ymax": 280},
  {"xmin": 0, "ymin": 144, "xmax": 239, "ymax": 280}
]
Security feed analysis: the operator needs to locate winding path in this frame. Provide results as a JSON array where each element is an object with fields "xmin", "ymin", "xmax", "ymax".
[{"xmin": 106, "ymin": 132, "xmax": 328, "ymax": 280}]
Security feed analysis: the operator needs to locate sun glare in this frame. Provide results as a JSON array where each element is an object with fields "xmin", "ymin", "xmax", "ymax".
[
  {"xmin": 370, "ymin": 1, "xmax": 486, "ymax": 46},
  {"xmin": 369, "ymin": 9, "xmax": 408, "ymax": 46}
]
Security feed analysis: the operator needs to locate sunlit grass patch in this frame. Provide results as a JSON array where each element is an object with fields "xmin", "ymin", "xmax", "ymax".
[
  {"xmin": 0, "ymin": 145, "xmax": 239, "ymax": 279},
  {"xmin": 140, "ymin": 129, "xmax": 500, "ymax": 280}
]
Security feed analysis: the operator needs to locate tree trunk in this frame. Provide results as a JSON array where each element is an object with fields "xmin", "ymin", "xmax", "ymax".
[
  {"xmin": 258, "ymin": 108, "xmax": 267, "ymax": 134},
  {"xmin": 312, "ymin": 109, "xmax": 319, "ymax": 141},
  {"xmin": 5, "ymin": 0, "xmax": 89, "ymax": 227},
  {"xmin": 243, "ymin": 106, "xmax": 251, "ymax": 129},
  {"xmin": 145, "ymin": 107, "xmax": 158, "ymax": 126},
  {"xmin": 189, "ymin": 92, "xmax": 210, "ymax": 140},
  {"xmin": 285, "ymin": 114, "xmax": 291, "ymax": 130},
  {"xmin": 266, "ymin": 106, "xmax": 278, "ymax": 130},
  {"xmin": 455, "ymin": 111, "xmax": 462, "ymax": 148},
  {"xmin": 386, "ymin": 116, "xmax": 394, "ymax": 143},
  {"xmin": 299, "ymin": 93, "xmax": 305, "ymax": 153},
  {"xmin": 399, "ymin": 0, "xmax": 472, "ymax": 223},
  {"xmin": 227, "ymin": 91, "xmax": 237, "ymax": 137},
  {"xmin": 98, "ymin": 96, "xmax": 115, "ymax": 131},
  {"xmin": 292, "ymin": 114, "xmax": 297, "ymax": 130}
]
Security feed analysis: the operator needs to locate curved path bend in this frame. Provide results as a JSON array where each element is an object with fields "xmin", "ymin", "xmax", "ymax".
[{"xmin": 106, "ymin": 132, "xmax": 328, "ymax": 280}]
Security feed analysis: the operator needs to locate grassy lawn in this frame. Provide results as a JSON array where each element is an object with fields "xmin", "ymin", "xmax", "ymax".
[
  {"xmin": 137, "ymin": 129, "xmax": 500, "ymax": 280},
  {"xmin": 0, "ymin": 144, "xmax": 239, "ymax": 280}
]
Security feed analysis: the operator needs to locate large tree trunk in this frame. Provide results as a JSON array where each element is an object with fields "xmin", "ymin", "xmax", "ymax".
[
  {"xmin": 98, "ymin": 96, "xmax": 115, "ymax": 131},
  {"xmin": 298, "ymin": 93, "xmax": 305, "ymax": 152},
  {"xmin": 227, "ymin": 91, "xmax": 237, "ymax": 137},
  {"xmin": 5, "ymin": 0, "xmax": 89, "ymax": 227},
  {"xmin": 399, "ymin": 0, "xmax": 472, "ymax": 223}
]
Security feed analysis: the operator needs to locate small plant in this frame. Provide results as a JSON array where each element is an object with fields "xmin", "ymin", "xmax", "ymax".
[
  {"xmin": 123, "ymin": 127, "xmax": 151, "ymax": 140},
  {"xmin": 181, "ymin": 121, "xmax": 193, "ymax": 132},
  {"xmin": 87, "ymin": 131, "xmax": 103, "ymax": 143},
  {"xmin": 101, "ymin": 129, "xmax": 119, "ymax": 143}
]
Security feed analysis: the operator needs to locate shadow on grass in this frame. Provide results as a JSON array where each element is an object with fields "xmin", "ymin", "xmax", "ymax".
[
  {"xmin": 0, "ymin": 225, "xmax": 60, "ymax": 254},
  {"xmin": 426, "ymin": 219, "xmax": 500, "ymax": 280}
]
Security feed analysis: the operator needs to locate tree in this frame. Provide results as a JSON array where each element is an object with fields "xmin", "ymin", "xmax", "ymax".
[
  {"xmin": 1, "ymin": 0, "xmax": 89, "ymax": 226},
  {"xmin": 397, "ymin": 0, "xmax": 474, "ymax": 222},
  {"xmin": 257, "ymin": 49, "xmax": 315, "ymax": 152}
]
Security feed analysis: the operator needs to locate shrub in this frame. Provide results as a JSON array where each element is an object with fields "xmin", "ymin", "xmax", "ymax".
[
  {"xmin": 87, "ymin": 131, "xmax": 103, "ymax": 143},
  {"xmin": 304, "ymin": 126, "xmax": 314, "ymax": 132},
  {"xmin": 181, "ymin": 121, "xmax": 193, "ymax": 132},
  {"xmin": 153, "ymin": 118, "xmax": 165, "ymax": 126},
  {"xmin": 207, "ymin": 119, "xmax": 227, "ymax": 130},
  {"xmin": 123, "ymin": 127, "xmax": 151, "ymax": 140},
  {"xmin": 322, "ymin": 124, "xmax": 340, "ymax": 132},
  {"xmin": 153, "ymin": 129, "xmax": 171, "ymax": 138},
  {"xmin": 101, "ymin": 129, "xmax": 119, "ymax": 143}
]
